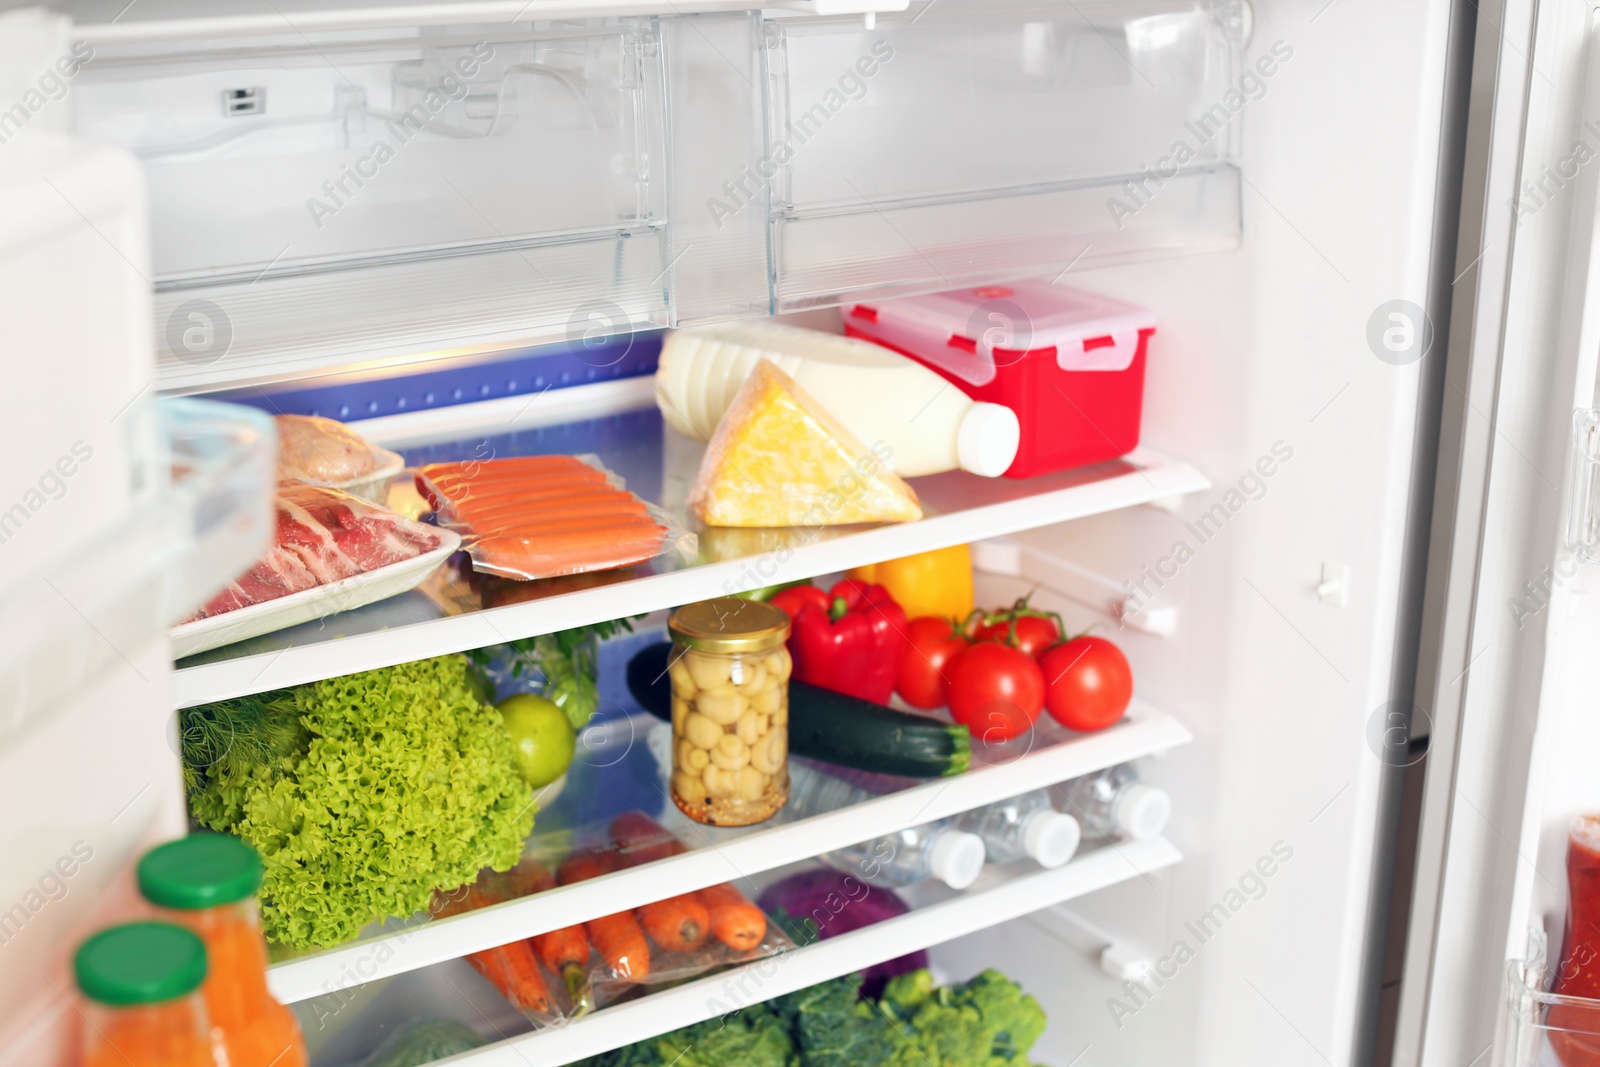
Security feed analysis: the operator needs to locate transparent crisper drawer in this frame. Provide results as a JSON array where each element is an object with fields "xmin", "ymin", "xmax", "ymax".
[
  {"xmin": 1505, "ymin": 928, "xmax": 1600, "ymax": 1067},
  {"xmin": 761, "ymin": 0, "xmax": 1246, "ymax": 309},
  {"xmin": 75, "ymin": 21, "xmax": 669, "ymax": 388},
  {"xmin": 0, "ymin": 398, "xmax": 273, "ymax": 744}
]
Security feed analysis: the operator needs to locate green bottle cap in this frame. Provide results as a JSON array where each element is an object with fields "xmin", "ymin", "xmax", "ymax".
[
  {"xmin": 138, "ymin": 833, "xmax": 262, "ymax": 909},
  {"xmin": 75, "ymin": 922, "xmax": 207, "ymax": 1006}
]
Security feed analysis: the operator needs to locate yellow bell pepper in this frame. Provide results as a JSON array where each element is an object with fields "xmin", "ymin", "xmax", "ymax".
[{"xmin": 848, "ymin": 543, "xmax": 974, "ymax": 621}]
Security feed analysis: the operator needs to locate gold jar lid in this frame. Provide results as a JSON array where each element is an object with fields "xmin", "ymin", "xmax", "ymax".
[{"xmin": 669, "ymin": 597, "xmax": 790, "ymax": 654}]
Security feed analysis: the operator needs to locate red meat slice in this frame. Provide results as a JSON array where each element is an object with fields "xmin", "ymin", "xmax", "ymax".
[{"xmin": 188, "ymin": 482, "xmax": 443, "ymax": 621}]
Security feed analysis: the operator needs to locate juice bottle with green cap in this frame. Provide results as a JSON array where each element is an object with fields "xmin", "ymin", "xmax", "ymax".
[
  {"xmin": 75, "ymin": 921, "xmax": 217, "ymax": 1067},
  {"xmin": 138, "ymin": 834, "xmax": 307, "ymax": 1067}
]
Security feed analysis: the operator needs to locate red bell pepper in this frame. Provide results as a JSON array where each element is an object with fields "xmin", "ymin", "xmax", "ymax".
[
  {"xmin": 770, "ymin": 584, "xmax": 832, "ymax": 622},
  {"xmin": 785, "ymin": 580, "xmax": 908, "ymax": 704}
]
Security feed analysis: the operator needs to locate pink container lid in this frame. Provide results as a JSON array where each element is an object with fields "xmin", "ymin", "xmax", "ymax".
[{"xmin": 850, "ymin": 280, "xmax": 1156, "ymax": 388}]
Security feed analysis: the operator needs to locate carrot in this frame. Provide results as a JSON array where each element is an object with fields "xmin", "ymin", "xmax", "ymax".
[
  {"xmin": 696, "ymin": 882, "xmax": 768, "ymax": 952},
  {"xmin": 585, "ymin": 911, "xmax": 651, "ymax": 980},
  {"xmin": 609, "ymin": 811, "xmax": 687, "ymax": 866},
  {"xmin": 637, "ymin": 895, "xmax": 711, "ymax": 952},
  {"xmin": 465, "ymin": 940, "xmax": 553, "ymax": 1015},
  {"xmin": 532, "ymin": 924, "xmax": 590, "ymax": 972},
  {"xmin": 557, "ymin": 850, "xmax": 614, "ymax": 885},
  {"xmin": 532, "ymin": 924, "xmax": 593, "ymax": 1007}
]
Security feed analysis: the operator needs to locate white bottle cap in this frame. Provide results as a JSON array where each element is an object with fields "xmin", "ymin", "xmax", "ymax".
[
  {"xmin": 1022, "ymin": 811, "xmax": 1082, "ymax": 869},
  {"xmin": 646, "ymin": 720, "xmax": 674, "ymax": 779},
  {"xmin": 1113, "ymin": 785, "xmax": 1171, "ymax": 841},
  {"xmin": 956, "ymin": 402, "xmax": 1021, "ymax": 477},
  {"xmin": 929, "ymin": 829, "xmax": 987, "ymax": 890}
]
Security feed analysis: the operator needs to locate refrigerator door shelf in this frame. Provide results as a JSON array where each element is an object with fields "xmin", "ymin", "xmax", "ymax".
[
  {"xmin": 1502, "ymin": 927, "xmax": 1600, "ymax": 1067},
  {"xmin": 263, "ymin": 703, "xmax": 1190, "ymax": 1004},
  {"xmin": 290, "ymin": 837, "xmax": 1180, "ymax": 1067},
  {"xmin": 0, "ymin": 398, "xmax": 274, "ymax": 746}
]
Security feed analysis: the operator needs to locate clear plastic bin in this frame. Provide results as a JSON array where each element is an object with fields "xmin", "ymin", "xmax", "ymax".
[
  {"xmin": 77, "ymin": 21, "xmax": 671, "ymax": 387},
  {"xmin": 1506, "ymin": 928, "xmax": 1600, "ymax": 1067},
  {"xmin": 0, "ymin": 398, "xmax": 274, "ymax": 743}
]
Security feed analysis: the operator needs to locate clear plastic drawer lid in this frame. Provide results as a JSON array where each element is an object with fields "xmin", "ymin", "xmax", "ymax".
[{"xmin": 852, "ymin": 280, "xmax": 1157, "ymax": 386}]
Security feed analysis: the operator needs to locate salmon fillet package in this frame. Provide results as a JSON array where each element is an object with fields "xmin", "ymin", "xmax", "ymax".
[{"xmin": 415, "ymin": 454, "xmax": 693, "ymax": 580}]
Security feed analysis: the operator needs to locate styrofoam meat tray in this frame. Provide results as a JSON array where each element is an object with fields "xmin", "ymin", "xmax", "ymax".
[{"xmin": 170, "ymin": 529, "xmax": 461, "ymax": 659}]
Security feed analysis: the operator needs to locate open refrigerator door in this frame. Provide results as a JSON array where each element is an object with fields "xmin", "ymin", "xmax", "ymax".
[
  {"xmin": 0, "ymin": 12, "xmax": 277, "ymax": 1066},
  {"xmin": 1387, "ymin": 3, "xmax": 1600, "ymax": 1067}
]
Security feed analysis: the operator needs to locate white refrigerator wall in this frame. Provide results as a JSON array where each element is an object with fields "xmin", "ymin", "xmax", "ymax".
[{"xmin": 936, "ymin": 1, "xmax": 1455, "ymax": 1063}]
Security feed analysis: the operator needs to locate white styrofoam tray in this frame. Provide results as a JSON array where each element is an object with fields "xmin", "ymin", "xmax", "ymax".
[{"xmin": 170, "ymin": 529, "xmax": 461, "ymax": 659}]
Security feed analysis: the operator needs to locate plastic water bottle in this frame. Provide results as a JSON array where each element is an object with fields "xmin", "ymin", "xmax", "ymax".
[
  {"xmin": 785, "ymin": 761, "xmax": 986, "ymax": 890},
  {"xmin": 954, "ymin": 789, "xmax": 1082, "ymax": 869},
  {"xmin": 1057, "ymin": 764, "xmax": 1171, "ymax": 842},
  {"xmin": 823, "ymin": 822, "xmax": 987, "ymax": 891}
]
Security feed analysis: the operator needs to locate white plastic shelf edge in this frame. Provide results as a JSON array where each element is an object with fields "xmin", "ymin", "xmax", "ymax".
[
  {"xmin": 173, "ymin": 446, "xmax": 1209, "ymax": 708},
  {"xmin": 447, "ymin": 836, "xmax": 1182, "ymax": 1067},
  {"xmin": 265, "ymin": 702, "xmax": 1191, "ymax": 1004}
]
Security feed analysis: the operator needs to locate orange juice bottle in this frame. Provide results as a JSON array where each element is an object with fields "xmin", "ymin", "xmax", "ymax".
[
  {"xmin": 75, "ymin": 922, "xmax": 217, "ymax": 1067},
  {"xmin": 138, "ymin": 834, "xmax": 308, "ymax": 1067}
]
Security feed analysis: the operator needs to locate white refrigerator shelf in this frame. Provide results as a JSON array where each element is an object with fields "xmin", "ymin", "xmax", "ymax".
[
  {"xmin": 265, "ymin": 702, "xmax": 1191, "ymax": 1005},
  {"xmin": 417, "ymin": 837, "xmax": 1181, "ymax": 1067},
  {"xmin": 172, "ymin": 431, "xmax": 1207, "ymax": 708}
]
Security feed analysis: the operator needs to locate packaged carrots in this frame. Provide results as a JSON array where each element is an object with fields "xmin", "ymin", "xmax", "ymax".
[
  {"xmin": 607, "ymin": 811, "xmax": 769, "ymax": 951},
  {"xmin": 586, "ymin": 911, "xmax": 652, "ymax": 981},
  {"xmin": 637, "ymin": 895, "xmax": 712, "ymax": 952},
  {"xmin": 696, "ymin": 882, "xmax": 769, "ymax": 952},
  {"xmin": 429, "ymin": 864, "xmax": 569, "ymax": 1027},
  {"xmin": 414, "ymin": 454, "xmax": 689, "ymax": 580},
  {"xmin": 465, "ymin": 941, "xmax": 553, "ymax": 1015},
  {"xmin": 533, "ymin": 923, "xmax": 593, "ymax": 1006},
  {"xmin": 520, "ymin": 813, "xmax": 795, "ymax": 1014}
]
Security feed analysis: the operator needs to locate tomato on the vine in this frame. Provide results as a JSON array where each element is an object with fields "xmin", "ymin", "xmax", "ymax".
[
  {"xmin": 897, "ymin": 616, "xmax": 971, "ymax": 710},
  {"xmin": 1039, "ymin": 636, "xmax": 1133, "ymax": 732},
  {"xmin": 972, "ymin": 614, "xmax": 1061, "ymax": 658},
  {"xmin": 945, "ymin": 642, "xmax": 1045, "ymax": 742}
]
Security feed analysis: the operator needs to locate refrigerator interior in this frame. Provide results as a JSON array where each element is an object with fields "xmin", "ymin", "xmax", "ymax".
[{"xmin": 22, "ymin": 0, "xmax": 1467, "ymax": 1064}]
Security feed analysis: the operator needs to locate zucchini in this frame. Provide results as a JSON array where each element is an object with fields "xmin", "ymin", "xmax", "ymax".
[{"xmin": 627, "ymin": 643, "xmax": 970, "ymax": 778}]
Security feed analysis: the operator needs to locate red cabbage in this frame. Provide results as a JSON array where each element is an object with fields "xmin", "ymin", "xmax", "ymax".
[{"xmin": 757, "ymin": 869, "xmax": 928, "ymax": 999}]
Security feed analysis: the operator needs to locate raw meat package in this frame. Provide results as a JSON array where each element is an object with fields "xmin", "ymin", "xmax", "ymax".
[
  {"xmin": 843, "ymin": 281, "xmax": 1155, "ymax": 478},
  {"xmin": 415, "ymin": 455, "xmax": 687, "ymax": 580},
  {"xmin": 275, "ymin": 414, "xmax": 404, "ymax": 503},
  {"xmin": 191, "ymin": 482, "xmax": 446, "ymax": 619}
]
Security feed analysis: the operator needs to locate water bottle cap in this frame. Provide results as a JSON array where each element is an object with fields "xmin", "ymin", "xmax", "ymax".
[
  {"xmin": 957, "ymin": 403, "xmax": 1021, "ymax": 477},
  {"xmin": 929, "ymin": 829, "xmax": 987, "ymax": 889},
  {"xmin": 646, "ymin": 720, "xmax": 674, "ymax": 778},
  {"xmin": 1114, "ymin": 784, "xmax": 1171, "ymax": 840},
  {"xmin": 1022, "ymin": 811, "xmax": 1082, "ymax": 868}
]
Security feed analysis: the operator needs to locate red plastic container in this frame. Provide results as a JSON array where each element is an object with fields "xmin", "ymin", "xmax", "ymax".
[{"xmin": 843, "ymin": 281, "xmax": 1156, "ymax": 479}]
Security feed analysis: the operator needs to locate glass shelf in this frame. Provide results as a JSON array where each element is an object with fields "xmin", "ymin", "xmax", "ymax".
[
  {"xmin": 170, "ymin": 400, "xmax": 1207, "ymax": 707},
  {"xmin": 289, "ymin": 839, "xmax": 1181, "ymax": 1067},
  {"xmin": 264, "ymin": 702, "xmax": 1190, "ymax": 1004}
]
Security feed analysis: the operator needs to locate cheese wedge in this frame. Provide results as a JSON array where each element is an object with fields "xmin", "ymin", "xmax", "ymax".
[{"xmin": 690, "ymin": 360, "xmax": 922, "ymax": 527}]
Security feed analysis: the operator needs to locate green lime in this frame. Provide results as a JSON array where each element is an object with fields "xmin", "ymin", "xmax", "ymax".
[{"xmin": 496, "ymin": 693, "xmax": 576, "ymax": 788}]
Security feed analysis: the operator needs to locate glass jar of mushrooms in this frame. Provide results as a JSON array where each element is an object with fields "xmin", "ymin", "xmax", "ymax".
[{"xmin": 667, "ymin": 597, "xmax": 791, "ymax": 826}]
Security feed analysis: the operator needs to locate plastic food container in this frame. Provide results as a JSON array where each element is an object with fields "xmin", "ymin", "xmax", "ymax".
[
  {"xmin": 843, "ymin": 280, "xmax": 1156, "ymax": 479},
  {"xmin": 667, "ymin": 598, "xmax": 791, "ymax": 827}
]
